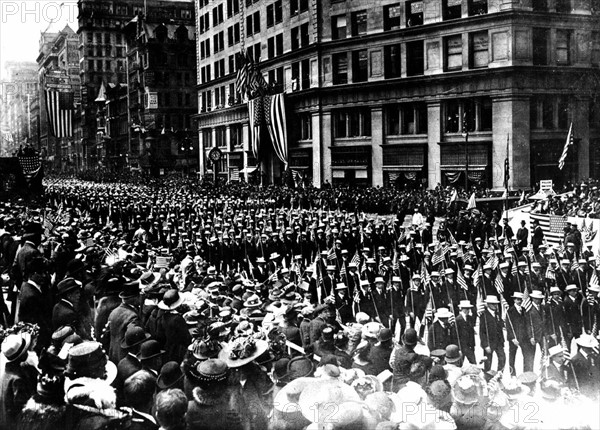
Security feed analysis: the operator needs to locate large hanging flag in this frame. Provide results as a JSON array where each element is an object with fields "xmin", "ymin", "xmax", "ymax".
[
  {"xmin": 558, "ymin": 122, "xmax": 574, "ymax": 170},
  {"xmin": 45, "ymin": 89, "xmax": 74, "ymax": 138},
  {"xmin": 529, "ymin": 213, "xmax": 569, "ymax": 248},
  {"xmin": 247, "ymin": 97, "xmax": 263, "ymax": 159},
  {"xmin": 264, "ymin": 93, "xmax": 288, "ymax": 166}
]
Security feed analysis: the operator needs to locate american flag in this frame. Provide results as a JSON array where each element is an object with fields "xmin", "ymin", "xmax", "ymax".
[
  {"xmin": 500, "ymin": 294, "xmax": 510, "ymax": 316},
  {"xmin": 494, "ymin": 275, "xmax": 504, "ymax": 294},
  {"xmin": 264, "ymin": 93, "xmax": 288, "ymax": 167},
  {"xmin": 18, "ymin": 154, "xmax": 42, "ymax": 183},
  {"xmin": 558, "ymin": 122, "xmax": 574, "ymax": 170},
  {"xmin": 45, "ymin": 89, "xmax": 74, "ymax": 138},
  {"xmin": 571, "ymin": 259, "xmax": 580, "ymax": 272},
  {"xmin": 432, "ymin": 243, "xmax": 449, "ymax": 266},
  {"xmin": 486, "ymin": 254, "xmax": 499, "ymax": 271},
  {"xmin": 448, "ymin": 231, "xmax": 463, "ymax": 260},
  {"xmin": 248, "ymin": 97, "xmax": 263, "ymax": 159},
  {"xmin": 530, "ymin": 213, "xmax": 568, "ymax": 249},
  {"xmin": 591, "ymin": 269, "xmax": 599, "ymax": 286},
  {"xmin": 456, "ymin": 266, "xmax": 468, "ymax": 291},
  {"xmin": 522, "ymin": 287, "xmax": 532, "ymax": 312},
  {"xmin": 327, "ymin": 246, "xmax": 337, "ymax": 261},
  {"xmin": 235, "ymin": 51, "xmax": 249, "ymax": 96},
  {"xmin": 351, "ymin": 252, "xmax": 361, "ymax": 267}
]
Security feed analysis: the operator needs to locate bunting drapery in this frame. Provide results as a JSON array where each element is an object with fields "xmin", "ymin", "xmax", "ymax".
[{"xmin": 264, "ymin": 93, "xmax": 288, "ymax": 167}]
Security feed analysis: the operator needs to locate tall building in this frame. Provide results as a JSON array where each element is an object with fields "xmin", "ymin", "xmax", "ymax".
[
  {"xmin": 77, "ymin": 0, "xmax": 197, "ymax": 174},
  {"xmin": 0, "ymin": 61, "xmax": 39, "ymax": 157},
  {"xmin": 36, "ymin": 24, "xmax": 81, "ymax": 172},
  {"xmin": 194, "ymin": 0, "xmax": 600, "ymax": 189}
]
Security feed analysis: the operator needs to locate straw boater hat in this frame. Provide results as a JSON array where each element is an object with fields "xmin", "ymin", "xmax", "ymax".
[
  {"xmin": 529, "ymin": 290, "xmax": 544, "ymax": 300},
  {"xmin": 485, "ymin": 295, "xmax": 500, "ymax": 304},
  {"xmin": 218, "ymin": 336, "xmax": 269, "ymax": 368}
]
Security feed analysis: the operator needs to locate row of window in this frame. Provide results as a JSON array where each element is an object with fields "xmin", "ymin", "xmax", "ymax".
[
  {"xmin": 85, "ymin": 32, "xmax": 124, "ymax": 46},
  {"xmin": 87, "ymin": 47, "xmax": 125, "ymax": 58},
  {"xmin": 201, "ymin": 123, "xmax": 243, "ymax": 148}
]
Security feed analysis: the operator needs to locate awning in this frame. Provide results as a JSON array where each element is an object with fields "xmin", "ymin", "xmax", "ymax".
[{"xmin": 240, "ymin": 166, "xmax": 258, "ymax": 174}]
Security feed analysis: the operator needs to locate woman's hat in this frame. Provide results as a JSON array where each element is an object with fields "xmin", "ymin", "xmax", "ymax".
[
  {"xmin": 189, "ymin": 338, "xmax": 221, "ymax": 360},
  {"xmin": 218, "ymin": 336, "xmax": 268, "ymax": 368},
  {"xmin": 156, "ymin": 361, "xmax": 184, "ymax": 390},
  {"xmin": 453, "ymin": 375, "xmax": 483, "ymax": 405},
  {"xmin": 158, "ymin": 289, "xmax": 185, "ymax": 311},
  {"xmin": 243, "ymin": 294, "xmax": 263, "ymax": 309},
  {"xmin": 2, "ymin": 332, "xmax": 31, "ymax": 362},
  {"xmin": 65, "ymin": 341, "xmax": 117, "ymax": 384},
  {"xmin": 195, "ymin": 358, "xmax": 229, "ymax": 383}
]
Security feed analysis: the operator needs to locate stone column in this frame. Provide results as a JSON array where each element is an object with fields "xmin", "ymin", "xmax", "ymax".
[
  {"xmin": 492, "ymin": 95, "xmax": 530, "ymax": 189},
  {"xmin": 427, "ymin": 101, "xmax": 442, "ymax": 188},
  {"xmin": 321, "ymin": 111, "xmax": 333, "ymax": 186},
  {"xmin": 311, "ymin": 111, "xmax": 322, "ymax": 187},
  {"xmin": 371, "ymin": 107, "xmax": 384, "ymax": 187}
]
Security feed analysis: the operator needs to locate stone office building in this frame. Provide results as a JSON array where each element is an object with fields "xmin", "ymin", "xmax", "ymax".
[{"xmin": 195, "ymin": 0, "xmax": 600, "ymax": 189}]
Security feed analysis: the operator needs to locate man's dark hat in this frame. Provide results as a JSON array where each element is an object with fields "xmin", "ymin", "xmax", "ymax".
[
  {"xmin": 157, "ymin": 361, "xmax": 184, "ymax": 390},
  {"xmin": 137, "ymin": 340, "xmax": 165, "ymax": 361},
  {"xmin": 120, "ymin": 326, "xmax": 151, "ymax": 350}
]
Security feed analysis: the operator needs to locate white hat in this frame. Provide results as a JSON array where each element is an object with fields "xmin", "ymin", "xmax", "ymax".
[
  {"xmin": 512, "ymin": 292, "xmax": 524, "ymax": 299},
  {"xmin": 499, "ymin": 262, "xmax": 509, "ymax": 269},
  {"xmin": 445, "ymin": 268, "xmax": 455, "ymax": 275},
  {"xmin": 589, "ymin": 284, "xmax": 600, "ymax": 293},
  {"xmin": 431, "ymin": 271, "xmax": 440, "ymax": 277},
  {"xmin": 459, "ymin": 300, "xmax": 473, "ymax": 308},
  {"xmin": 483, "ymin": 264, "xmax": 492, "ymax": 271},
  {"xmin": 485, "ymin": 295, "xmax": 500, "ymax": 304},
  {"xmin": 529, "ymin": 290, "xmax": 544, "ymax": 299},
  {"xmin": 375, "ymin": 277, "xmax": 385, "ymax": 284},
  {"xmin": 548, "ymin": 345, "xmax": 564, "ymax": 358},
  {"xmin": 565, "ymin": 284, "xmax": 578, "ymax": 291},
  {"xmin": 436, "ymin": 307, "xmax": 453, "ymax": 319},
  {"xmin": 392, "ymin": 276, "xmax": 401, "ymax": 283},
  {"xmin": 576, "ymin": 334, "xmax": 599, "ymax": 349}
]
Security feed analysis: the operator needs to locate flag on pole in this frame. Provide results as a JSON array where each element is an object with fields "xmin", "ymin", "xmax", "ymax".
[
  {"xmin": 558, "ymin": 122, "xmax": 574, "ymax": 170},
  {"xmin": 264, "ymin": 93, "xmax": 288, "ymax": 167},
  {"xmin": 522, "ymin": 287, "xmax": 532, "ymax": 312},
  {"xmin": 45, "ymin": 89, "xmax": 74, "ymax": 138},
  {"xmin": 327, "ymin": 246, "xmax": 337, "ymax": 261},
  {"xmin": 457, "ymin": 266, "xmax": 468, "ymax": 291},
  {"xmin": 247, "ymin": 97, "xmax": 263, "ymax": 159},
  {"xmin": 467, "ymin": 193, "xmax": 476, "ymax": 210},
  {"xmin": 501, "ymin": 188, "xmax": 507, "ymax": 200}
]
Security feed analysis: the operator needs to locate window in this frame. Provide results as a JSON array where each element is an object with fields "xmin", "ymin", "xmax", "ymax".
[
  {"xmin": 105, "ymin": 60, "xmax": 111, "ymax": 71},
  {"xmin": 212, "ymin": 4, "xmax": 224, "ymax": 25},
  {"xmin": 384, "ymin": 44, "xmax": 401, "ymax": 78},
  {"xmin": 105, "ymin": 33, "xmax": 111, "ymax": 43},
  {"xmin": 468, "ymin": 0, "xmax": 487, "ymax": 15},
  {"xmin": 385, "ymin": 103, "xmax": 428, "ymax": 135},
  {"xmin": 444, "ymin": 98, "xmax": 492, "ymax": 133},
  {"xmin": 213, "ymin": 31, "xmax": 225, "ymax": 53},
  {"xmin": 231, "ymin": 124, "xmax": 243, "ymax": 147},
  {"xmin": 443, "ymin": 0, "xmax": 462, "ymax": 19},
  {"xmin": 469, "ymin": 31, "xmax": 489, "ymax": 68},
  {"xmin": 181, "ymin": 9, "xmax": 192, "ymax": 19},
  {"xmin": 291, "ymin": 23, "xmax": 309, "ymax": 50},
  {"xmin": 247, "ymin": 42, "xmax": 261, "ymax": 61},
  {"xmin": 214, "ymin": 59, "xmax": 226, "ymax": 78},
  {"xmin": 332, "ymin": 15, "xmax": 347, "ymax": 40},
  {"xmin": 558, "ymin": 98, "xmax": 569, "ymax": 129},
  {"xmin": 333, "ymin": 53, "xmax": 348, "ymax": 84},
  {"xmin": 228, "ymin": 24, "xmax": 240, "ymax": 47},
  {"xmin": 199, "ymin": 13, "xmax": 210, "ymax": 34},
  {"xmin": 268, "ymin": 33, "xmax": 284, "ymax": 58},
  {"xmin": 532, "ymin": 28, "xmax": 549, "ymax": 65},
  {"xmin": 555, "ymin": 30, "xmax": 571, "ymax": 65},
  {"xmin": 334, "ymin": 108, "xmax": 372, "ymax": 138},
  {"xmin": 268, "ymin": 66, "xmax": 284, "ymax": 92},
  {"xmin": 593, "ymin": 32, "xmax": 600, "ymax": 66},
  {"xmin": 406, "ymin": 1, "xmax": 423, "ymax": 26},
  {"xmin": 246, "ymin": 11, "xmax": 260, "ymax": 36},
  {"xmin": 299, "ymin": 114, "xmax": 312, "ymax": 140},
  {"xmin": 200, "ymin": 39, "xmax": 211, "ymax": 59},
  {"xmin": 301, "ymin": 58, "xmax": 310, "ymax": 89},
  {"xmin": 227, "ymin": 0, "xmax": 239, "ymax": 17},
  {"xmin": 352, "ymin": 50, "xmax": 368, "ymax": 82},
  {"xmin": 215, "ymin": 87, "xmax": 226, "ymax": 108},
  {"xmin": 444, "ymin": 35, "xmax": 463, "ymax": 71},
  {"xmin": 291, "ymin": 62, "xmax": 300, "ymax": 90},
  {"xmin": 229, "ymin": 55, "xmax": 237, "ymax": 74},
  {"xmin": 384, "ymin": 4, "xmax": 402, "ymax": 30},
  {"xmin": 291, "ymin": 0, "xmax": 308, "ymax": 15},
  {"xmin": 351, "ymin": 10, "xmax": 367, "ymax": 36},
  {"xmin": 88, "ymin": 60, "xmax": 94, "ymax": 71},
  {"xmin": 202, "ymin": 128, "xmax": 212, "ymax": 147},
  {"xmin": 406, "ymin": 40, "xmax": 424, "ymax": 76},
  {"xmin": 266, "ymin": 1, "xmax": 282, "ymax": 27}
]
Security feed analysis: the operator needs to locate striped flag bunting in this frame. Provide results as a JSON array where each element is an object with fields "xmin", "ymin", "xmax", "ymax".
[
  {"xmin": 264, "ymin": 93, "xmax": 288, "ymax": 167},
  {"xmin": 486, "ymin": 254, "xmax": 499, "ymax": 271},
  {"xmin": 571, "ymin": 259, "xmax": 580, "ymax": 272},
  {"xmin": 494, "ymin": 275, "xmax": 504, "ymax": 294},
  {"xmin": 448, "ymin": 231, "xmax": 463, "ymax": 260},
  {"xmin": 432, "ymin": 243, "xmax": 449, "ymax": 266},
  {"xmin": 522, "ymin": 288, "xmax": 532, "ymax": 312},
  {"xmin": 456, "ymin": 266, "xmax": 468, "ymax": 291},
  {"xmin": 45, "ymin": 89, "xmax": 74, "ymax": 138},
  {"xmin": 421, "ymin": 263, "xmax": 431, "ymax": 285},
  {"xmin": 327, "ymin": 246, "xmax": 337, "ymax": 261},
  {"xmin": 235, "ymin": 53, "xmax": 249, "ymax": 96},
  {"xmin": 473, "ymin": 266, "xmax": 482, "ymax": 291},
  {"xmin": 558, "ymin": 122, "xmax": 574, "ymax": 170},
  {"xmin": 351, "ymin": 252, "xmax": 361, "ymax": 267},
  {"xmin": 530, "ymin": 213, "xmax": 569, "ymax": 249},
  {"xmin": 590, "ymin": 269, "xmax": 599, "ymax": 286},
  {"xmin": 247, "ymin": 97, "xmax": 263, "ymax": 159}
]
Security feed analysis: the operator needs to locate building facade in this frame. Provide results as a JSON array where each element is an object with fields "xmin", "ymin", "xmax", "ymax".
[
  {"xmin": 36, "ymin": 25, "xmax": 82, "ymax": 172},
  {"xmin": 194, "ymin": 0, "xmax": 600, "ymax": 189},
  {"xmin": 0, "ymin": 62, "xmax": 39, "ymax": 157}
]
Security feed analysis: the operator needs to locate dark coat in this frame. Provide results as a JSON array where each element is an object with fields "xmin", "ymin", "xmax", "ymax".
[
  {"xmin": 159, "ymin": 312, "xmax": 192, "ymax": 363},
  {"xmin": 116, "ymin": 353, "xmax": 142, "ymax": 389},
  {"xmin": 570, "ymin": 351, "xmax": 600, "ymax": 398},
  {"xmin": 18, "ymin": 281, "xmax": 52, "ymax": 348},
  {"xmin": 186, "ymin": 385, "xmax": 247, "ymax": 430},
  {"xmin": 455, "ymin": 313, "xmax": 476, "ymax": 354},
  {"xmin": 526, "ymin": 304, "xmax": 545, "ymax": 344},
  {"xmin": 52, "ymin": 299, "xmax": 78, "ymax": 332},
  {"xmin": 107, "ymin": 303, "xmax": 140, "ymax": 364},
  {"xmin": 0, "ymin": 361, "xmax": 37, "ymax": 429},
  {"xmin": 11, "ymin": 242, "xmax": 41, "ymax": 287},
  {"xmin": 479, "ymin": 310, "xmax": 504, "ymax": 350},
  {"xmin": 427, "ymin": 320, "xmax": 458, "ymax": 351},
  {"xmin": 506, "ymin": 306, "xmax": 529, "ymax": 343},
  {"xmin": 368, "ymin": 342, "xmax": 393, "ymax": 376},
  {"xmin": 95, "ymin": 295, "xmax": 121, "ymax": 342}
]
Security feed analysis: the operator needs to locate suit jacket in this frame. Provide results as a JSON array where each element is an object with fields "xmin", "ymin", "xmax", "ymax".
[
  {"xmin": 369, "ymin": 343, "xmax": 393, "ymax": 376},
  {"xmin": 18, "ymin": 281, "xmax": 52, "ymax": 348},
  {"xmin": 527, "ymin": 304, "xmax": 545, "ymax": 343},
  {"xmin": 570, "ymin": 351, "xmax": 600, "ymax": 398},
  {"xmin": 0, "ymin": 361, "xmax": 37, "ymax": 429},
  {"xmin": 11, "ymin": 242, "xmax": 41, "ymax": 287},
  {"xmin": 95, "ymin": 295, "xmax": 121, "ymax": 342},
  {"xmin": 428, "ymin": 320, "xmax": 458, "ymax": 351},
  {"xmin": 455, "ymin": 313, "xmax": 476, "ymax": 353},
  {"xmin": 107, "ymin": 303, "xmax": 140, "ymax": 364},
  {"xmin": 506, "ymin": 306, "xmax": 528, "ymax": 343},
  {"xmin": 52, "ymin": 299, "xmax": 78, "ymax": 332},
  {"xmin": 563, "ymin": 294, "xmax": 583, "ymax": 336},
  {"xmin": 479, "ymin": 310, "xmax": 504, "ymax": 350},
  {"xmin": 160, "ymin": 312, "xmax": 192, "ymax": 363}
]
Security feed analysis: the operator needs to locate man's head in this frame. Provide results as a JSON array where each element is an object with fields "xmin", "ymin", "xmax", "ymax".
[
  {"xmin": 123, "ymin": 370, "xmax": 156, "ymax": 413},
  {"xmin": 155, "ymin": 389, "xmax": 188, "ymax": 430}
]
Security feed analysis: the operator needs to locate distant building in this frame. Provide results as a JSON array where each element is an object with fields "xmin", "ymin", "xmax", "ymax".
[
  {"xmin": 194, "ymin": 0, "xmax": 600, "ymax": 189},
  {"xmin": 36, "ymin": 24, "xmax": 81, "ymax": 172},
  {"xmin": 77, "ymin": 0, "xmax": 197, "ymax": 174},
  {"xmin": 0, "ymin": 62, "xmax": 39, "ymax": 157}
]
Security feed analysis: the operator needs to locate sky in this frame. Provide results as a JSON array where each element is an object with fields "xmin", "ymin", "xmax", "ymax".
[{"xmin": 0, "ymin": 0, "xmax": 79, "ymax": 79}]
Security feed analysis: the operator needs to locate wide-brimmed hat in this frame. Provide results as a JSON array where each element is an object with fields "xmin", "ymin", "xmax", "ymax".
[
  {"xmin": 137, "ymin": 340, "xmax": 165, "ymax": 361},
  {"xmin": 158, "ymin": 289, "xmax": 185, "ymax": 311},
  {"xmin": 529, "ymin": 290, "xmax": 544, "ymax": 300},
  {"xmin": 485, "ymin": 295, "xmax": 500, "ymax": 304},
  {"xmin": 218, "ymin": 336, "xmax": 268, "ymax": 368},
  {"xmin": 65, "ymin": 341, "xmax": 117, "ymax": 384},
  {"xmin": 2, "ymin": 332, "xmax": 31, "ymax": 362},
  {"xmin": 512, "ymin": 292, "xmax": 524, "ymax": 299},
  {"xmin": 120, "ymin": 325, "xmax": 151, "ymax": 350},
  {"xmin": 576, "ymin": 333, "xmax": 599, "ymax": 349},
  {"xmin": 453, "ymin": 375, "xmax": 483, "ymax": 405},
  {"xmin": 243, "ymin": 294, "xmax": 263, "ymax": 309},
  {"xmin": 157, "ymin": 361, "xmax": 184, "ymax": 390},
  {"xmin": 119, "ymin": 282, "xmax": 140, "ymax": 299},
  {"xmin": 426, "ymin": 379, "xmax": 453, "ymax": 409},
  {"xmin": 458, "ymin": 300, "xmax": 473, "ymax": 308},
  {"xmin": 378, "ymin": 328, "xmax": 393, "ymax": 343}
]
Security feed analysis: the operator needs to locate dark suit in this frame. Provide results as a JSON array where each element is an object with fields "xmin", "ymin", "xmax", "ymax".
[
  {"xmin": 563, "ymin": 294, "xmax": 583, "ymax": 340},
  {"xmin": 372, "ymin": 288, "xmax": 390, "ymax": 328},
  {"xmin": 427, "ymin": 320, "xmax": 457, "ymax": 351},
  {"xmin": 52, "ymin": 299, "xmax": 78, "ymax": 332},
  {"xmin": 368, "ymin": 343, "xmax": 393, "ymax": 376},
  {"xmin": 527, "ymin": 304, "xmax": 545, "ymax": 347},
  {"xmin": 95, "ymin": 295, "xmax": 121, "ymax": 342},
  {"xmin": 107, "ymin": 303, "xmax": 140, "ymax": 364},
  {"xmin": 570, "ymin": 351, "xmax": 600, "ymax": 398},
  {"xmin": 0, "ymin": 361, "xmax": 37, "ymax": 429},
  {"xmin": 455, "ymin": 312, "xmax": 476, "ymax": 364},
  {"xmin": 479, "ymin": 309, "xmax": 505, "ymax": 372},
  {"xmin": 159, "ymin": 312, "xmax": 192, "ymax": 363},
  {"xmin": 18, "ymin": 281, "xmax": 52, "ymax": 349},
  {"xmin": 10, "ymin": 242, "xmax": 41, "ymax": 318},
  {"xmin": 506, "ymin": 305, "xmax": 535, "ymax": 374}
]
